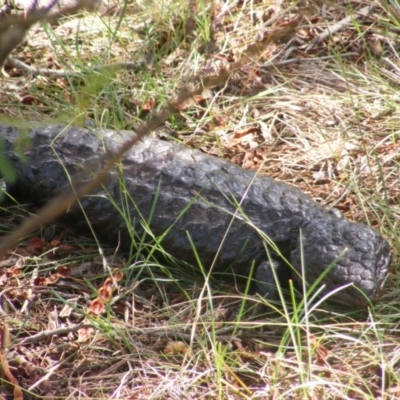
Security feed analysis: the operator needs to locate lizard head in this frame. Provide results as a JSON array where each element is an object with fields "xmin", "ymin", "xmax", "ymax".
[{"xmin": 289, "ymin": 215, "xmax": 391, "ymax": 308}]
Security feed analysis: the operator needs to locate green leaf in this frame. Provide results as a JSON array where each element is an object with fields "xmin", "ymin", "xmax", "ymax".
[{"xmin": 0, "ymin": 141, "xmax": 17, "ymax": 184}]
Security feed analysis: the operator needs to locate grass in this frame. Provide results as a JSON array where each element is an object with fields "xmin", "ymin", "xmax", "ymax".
[{"xmin": 1, "ymin": 0, "xmax": 400, "ymax": 398}]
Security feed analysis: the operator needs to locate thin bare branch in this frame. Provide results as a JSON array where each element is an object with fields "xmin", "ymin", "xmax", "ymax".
[
  {"xmin": 6, "ymin": 57, "xmax": 145, "ymax": 77},
  {"xmin": 0, "ymin": 0, "xmax": 98, "ymax": 66},
  {"xmin": 15, "ymin": 323, "xmax": 93, "ymax": 345},
  {"xmin": 306, "ymin": 3, "xmax": 378, "ymax": 51}
]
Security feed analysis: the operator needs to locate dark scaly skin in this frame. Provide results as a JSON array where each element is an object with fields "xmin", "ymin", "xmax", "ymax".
[{"xmin": 0, "ymin": 124, "xmax": 391, "ymax": 307}]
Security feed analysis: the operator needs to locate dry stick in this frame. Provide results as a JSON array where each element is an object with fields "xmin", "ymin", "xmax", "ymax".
[
  {"xmin": 28, "ymin": 361, "xmax": 62, "ymax": 391},
  {"xmin": 6, "ymin": 57, "xmax": 79, "ymax": 77},
  {"xmin": 15, "ymin": 320, "xmax": 247, "ymax": 347},
  {"xmin": 7, "ymin": 57, "xmax": 146, "ymax": 78},
  {"xmin": 261, "ymin": 52, "xmax": 359, "ymax": 68},
  {"xmin": 0, "ymin": 70, "xmax": 229, "ymax": 258},
  {"xmin": 305, "ymin": 3, "xmax": 377, "ymax": 51},
  {"xmin": 15, "ymin": 323, "xmax": 93, "ymax": 345},
  {"xmin": 0, "ymin": 0, "xmax": 98, "ymax": 66},
  {"xmin": 0, "ymin": 0, "xmax": 97, "ymax": 31}
]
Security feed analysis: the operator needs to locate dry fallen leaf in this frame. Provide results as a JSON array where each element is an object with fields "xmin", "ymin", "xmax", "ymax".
[
  {"xmin": 307, "ymin": 334, "xmax": 330, "ymax": 365},
  {"xmin": 163, "ymin": 341, "xmax": 191, "ymax": 356},
  {"xmin": 0, "ymin": 324, "xmax": 24, "ymax": 400},
  {"xmin": 78, "ymin": 270, "xmax": 125, "ymax": 341}
]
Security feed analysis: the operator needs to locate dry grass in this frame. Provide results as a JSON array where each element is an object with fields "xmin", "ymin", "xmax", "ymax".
[{"xmin": 1, "ymin": 0, "xmax": 400, "ymax": 398}]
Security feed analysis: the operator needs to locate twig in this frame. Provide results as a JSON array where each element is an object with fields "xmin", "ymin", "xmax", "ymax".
[
  {"xmin": 7, "ymin": 57, "xmax": 146, "ymax": 77},
  {"xmin": 0, "ymin": 0, "xmax": 97, "ymax": 32},
  {"xmin": 262, "ymin": 52, "xmax": 359, "ymax": 69},
  {"xmin": 13, "ymin": 320, "xmax": 181, "ymax": 346},
  {"xmin": 7, "ymin": 57, "xmax": 78, "ymax": 77},
  {"xmin": 0, "ymin": 0, "xmax": 98, "ymax": 66},
  {"xmin": 14, "ymin": 323, "xmax": 93, "ymax": 345},
  {"xmin": 306, "ymin": 4, "xmax": 377, "ymax": 51},
  {"xmin": 28, "ymin": 359, "xmax": 62, "ymax": 391}
]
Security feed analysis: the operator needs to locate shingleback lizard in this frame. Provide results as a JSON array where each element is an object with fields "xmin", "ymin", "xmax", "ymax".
[{"xmin": 0, "ymin": 124, "xmax": 392, "ymax": 307}]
